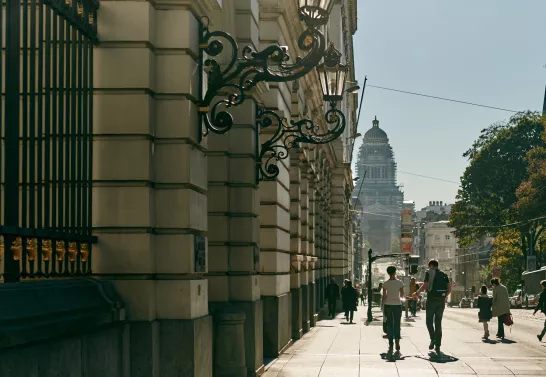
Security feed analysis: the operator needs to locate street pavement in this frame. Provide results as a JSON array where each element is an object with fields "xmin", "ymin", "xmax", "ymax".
[{"xmin": 263, "ymin": 305, "xmax": 546, "ymax": 377}]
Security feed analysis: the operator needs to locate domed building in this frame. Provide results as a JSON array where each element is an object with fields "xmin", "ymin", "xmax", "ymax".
[{"xmin": 353, "ymin": 117, "xmax": 404, "ymax": 255}]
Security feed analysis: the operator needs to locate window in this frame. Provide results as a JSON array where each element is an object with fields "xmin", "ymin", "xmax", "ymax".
[{"xmin": 445, "ymin": 235, "xmax": 450, "ymax": 240}]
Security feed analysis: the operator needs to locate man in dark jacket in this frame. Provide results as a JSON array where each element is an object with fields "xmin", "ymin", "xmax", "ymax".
[
  {"xmin": 533, "ymin": 280, "xmax": 546, "ymax": 341},
  {"xmin": 325, "ymin": 278, "xmax": 340, "ymax": 318},
  {"xmin": 341, "ymin": 280, "xmax": 358, "ymax": 323}
]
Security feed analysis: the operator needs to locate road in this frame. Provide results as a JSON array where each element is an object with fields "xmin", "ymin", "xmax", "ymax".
[{"xmin": 444, "ymin": 307, "xmax": 546, "ymax": 352}]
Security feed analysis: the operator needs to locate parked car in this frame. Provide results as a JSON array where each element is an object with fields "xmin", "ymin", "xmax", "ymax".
[
  {"xmin": 525, "ymin": 292, "xmax": 540, "ymax": 308},
  {"xmin": 459, "ymin": 298, "xmax": 472, "ymax": 308},
  {"xmin": 510, "ymin": 289, "xmax": 523, "ymax": 308}
]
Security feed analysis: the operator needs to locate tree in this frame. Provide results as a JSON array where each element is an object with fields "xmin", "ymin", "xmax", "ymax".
[
  {"xmin": 490, "ymin": 229, "xmax": 523, "ymax": 292},
  {"xmin": 449, "ymin": 112, "xmax": 545, "ymax": 249},
  {"xmin": 515, "ymin": 118, "xmax": 546, "ymax": 215},
  {"xmin": 478, "ymin": 265, "xmax": 492, "ymax": 285}
]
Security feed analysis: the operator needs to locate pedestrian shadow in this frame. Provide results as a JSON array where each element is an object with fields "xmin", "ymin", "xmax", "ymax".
[
  {"xmin": 482, "ymin": 339, "xmax": 498, "ymax": 344},
  {"xmin": 500, "ymin": 338, "xmax": 517, "ymax": 344},
  {"xmin": 414, "ymin": 353, "xmax": 459, "ymax": 363},
  {"xmin": 380, "ymin": 352, "xmax": 409, "ymax": 362},
  {"xmin": 340, "ymin": 322, "xmax": 357, "ymax": 325}
]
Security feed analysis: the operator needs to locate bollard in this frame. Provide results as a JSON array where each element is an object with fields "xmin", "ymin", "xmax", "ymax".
[{"xmin": 213, "ymin": 307, "xmax": 246, "ymax": 377}]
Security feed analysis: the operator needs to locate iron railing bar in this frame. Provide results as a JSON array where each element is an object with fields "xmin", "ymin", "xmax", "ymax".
[
  {"xmin": 0, "ymin": 0, "xmax": 4, "ymax": 224},
  {"xmin": 51, "ymin": 12, "xmax": 59, "ymax": 276},
  {"xmin": 22, "ymin": 0, "xmax": 29, "ymax": 233},
  {"xmin": 82, "ymin": 36, "xmax": 89, "ymax": 275},
  {"xmin": 4, "ymin": 0, "xmax": 22, "ymax": 282},
  {"xmin": 70, "ymin": 26, "xmax": 77, "ymax": 275},
  {"xmin": 87, "ymin": 41, "xmax": 94, "ymax": 274},
  {"xmin": 62, "ymin": 19, "xmax": 72, "ymax": 276},
  {"xmin": 55, "ymin": 16, "xmax": 65, "ymax": 277},
  {"xmin": 43, "ymin": 5, "xmax": 52, "ymax": 278},
  {"xmin": 75, "ymin": 33, "xmax": 84, "ymax": 275},
  {"xmin": 35, "ymin": 0, "xmax": 46, "ymax": 278}
]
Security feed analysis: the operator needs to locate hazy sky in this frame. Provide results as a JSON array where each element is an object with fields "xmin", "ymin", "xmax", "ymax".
[{"xmin": 352, "ymin": 1, "xmax": 546, "ymax": 210}]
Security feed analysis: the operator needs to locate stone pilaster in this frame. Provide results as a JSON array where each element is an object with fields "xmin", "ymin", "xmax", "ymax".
[
  {"xmin": 207, "ymin": 100, "xmax": 263, "ymax": 376},
  {"xmin": 289, "ymin": 152, "xmax": 303, "ymax": 340},
  {"xmin": 94, "ymin": 4, "xmax": 212, "ymax": 376}
]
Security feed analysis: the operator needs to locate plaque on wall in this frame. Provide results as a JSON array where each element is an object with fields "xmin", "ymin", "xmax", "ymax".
[
  {"xmin": 194, "ymin": 235, "xmax": 206, "ymax": 273},
  {"xmin": 253, "ymin": 246, "xmax": 260, "ymax": 272}
]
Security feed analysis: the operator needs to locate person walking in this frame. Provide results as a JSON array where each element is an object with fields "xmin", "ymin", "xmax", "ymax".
[
  {"xmin": 325, "ymin": 278, "xmax": 340, "ymax": 318},
  {"xmin": 341, "ymin": 280, "xmax": 358, "ymax": 323},
  {"xmin": 382, "ymin": 265, "xmax": 405, "ymax": 355},
  {"xmin": 414, "ymin": 259, "xmax": 451, "ymax": 354},
  {"xmin": 409, "ymin": 278, "xmax": 418, "ymax": 316},
  {"xmin": 533, "ymin": 280, "xmax": 546, "ymax": 341},
  {"xmin": 491, "ymin": 278, "xmax": 510, "ymax": 340},
  {"xmin": 477, "ymin": 285, "xmax": 493, "ymax": 339}
]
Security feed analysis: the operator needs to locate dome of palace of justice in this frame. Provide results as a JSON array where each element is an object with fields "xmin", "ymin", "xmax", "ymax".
[{"xmin": 363, "ymin": 116, "xmax": 388, "ymax": 142}]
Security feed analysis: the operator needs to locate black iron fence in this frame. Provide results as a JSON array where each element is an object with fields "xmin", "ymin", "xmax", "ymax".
[{"xmin": 1, "ymin": 0, "xmax": 99, "ymax": 282}]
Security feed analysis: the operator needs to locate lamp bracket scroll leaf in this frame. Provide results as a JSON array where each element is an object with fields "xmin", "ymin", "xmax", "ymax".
[
  {"xmin": 197, "ymin": 13, "xmax": 326, "ymax": 138},
  {"xmin": 256, "ymin": 103, "xmax": 346, "ymax": 182}
]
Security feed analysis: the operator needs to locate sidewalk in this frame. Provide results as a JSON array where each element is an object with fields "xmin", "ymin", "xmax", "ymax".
[{"xmin": 263, "ymin": 306, "xmax": 546, "ymax": 376}]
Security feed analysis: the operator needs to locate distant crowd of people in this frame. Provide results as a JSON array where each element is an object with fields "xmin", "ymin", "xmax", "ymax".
[{"xmin": 325, "ymin": 258, "xmax": 546, "ymax": 358}]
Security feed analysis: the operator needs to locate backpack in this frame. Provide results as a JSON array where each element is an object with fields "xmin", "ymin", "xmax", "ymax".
[{"xmin": 429, "ymin": 270, "xmax": 449, "ymax": 298}]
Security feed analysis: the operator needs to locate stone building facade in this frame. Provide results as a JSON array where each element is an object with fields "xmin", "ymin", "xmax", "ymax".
[
  {"xmin": 91, "ymin": 0, "xmax": 358, "ymax": 375},
  {"xmin": 353, "ymin": 117, "xmax": 403, "ymax": 255}
]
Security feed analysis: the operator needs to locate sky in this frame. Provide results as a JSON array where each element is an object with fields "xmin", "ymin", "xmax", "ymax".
[{"xmin": 351, "ymin": 0, "xmax": 546, "ymax": 210}]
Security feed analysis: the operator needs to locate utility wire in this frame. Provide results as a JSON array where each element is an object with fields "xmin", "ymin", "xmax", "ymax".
[
  {"xmin": 398, "ymin": 170, "xmax": 460, "ymax": 184},
  {"xmin": 367, "ymin": 85, "xmax": 520, "ymax": 113},
  {"xmin": 459, "ymin": 215, "xmax": 546, "ymax": 229}
]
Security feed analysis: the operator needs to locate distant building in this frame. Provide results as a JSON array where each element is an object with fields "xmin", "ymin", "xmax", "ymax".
[
  {"xmin": 353, "ymin": 117, "xmax": 404, "ymax": 254},
  {"xmin": 425, "ymin": 221, "xmax": 458, "ymax": 279}
]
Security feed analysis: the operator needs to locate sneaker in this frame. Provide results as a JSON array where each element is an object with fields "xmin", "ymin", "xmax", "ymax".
[
  {"xmin": 428, "ymin": 340, "xmax": 435, "ymax": 350},
  {"xmin": 538, "ymin": 335, "xmax": 543, "ymax": 342}
]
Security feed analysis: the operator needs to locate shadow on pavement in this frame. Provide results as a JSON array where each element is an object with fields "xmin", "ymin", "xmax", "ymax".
[
  {"xmin": 413, "ymin": 353, "xmax": 459, "ymax": 363},
  {"xmin": 500, "ymin": 338, "xmax": 517, "ymax": 344},
  {"xmin": 380, "ymin": 352, "xmax": 408, "ymax": 362}
]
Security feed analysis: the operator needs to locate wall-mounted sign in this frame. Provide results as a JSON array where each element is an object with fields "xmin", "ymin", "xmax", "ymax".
[{"xmin": 194, "ymin": 235, "xmax": 207, "ymax": 273}]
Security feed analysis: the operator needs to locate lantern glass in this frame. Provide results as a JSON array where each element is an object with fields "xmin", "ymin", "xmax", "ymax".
[
  {"xmin": 317, "ymin": 43, "xmax": 348, "ymax": 102},
  {"xmin": 298, "ymin": 0, "xmax": 335, "ymax": 28}
]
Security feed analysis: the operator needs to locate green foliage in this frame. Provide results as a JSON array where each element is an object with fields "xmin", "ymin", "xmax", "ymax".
[
  {"xmin": 478, "ymin": 265, "xmax": 492, "ymax": 285},
  {"xmin": 449, "ymin": 111, "xmax": 545, "ymax": 247},
  {"xmin": 516, "ymin": 120, "xmax": 546, "ymax": 220},
  {"xmin": 490, "ymin": 229, "xmax": 523, "ymax": 292}
]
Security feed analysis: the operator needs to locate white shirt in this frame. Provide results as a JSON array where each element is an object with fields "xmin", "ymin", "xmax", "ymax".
[{"xmin": 383, "ymin": 279, "xmax": 404, "ymax": 305}]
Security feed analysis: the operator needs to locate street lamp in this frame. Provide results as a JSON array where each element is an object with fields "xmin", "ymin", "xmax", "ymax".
[
  {"xmin": 197, "ymin": 0, "xmax": 339, "ymax": 138},
  {"xmin": 256, "ymin": 43, "xmax": 351, "ymax": 181}
]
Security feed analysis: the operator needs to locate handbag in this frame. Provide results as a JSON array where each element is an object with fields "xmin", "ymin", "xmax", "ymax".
[{"xmin": 503, "ymin": 313, "xmax": 513, "ymax": 331}]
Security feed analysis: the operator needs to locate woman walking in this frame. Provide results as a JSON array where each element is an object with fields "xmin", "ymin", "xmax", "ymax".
[
  {"xmin": 477, "ymin": 285, "xmax": 493, "ymax": 339},
  {"xmin": 341, "ymin": 280, "xmax": 358, "ymax": 323},
  {"xmin": 491, "ymin": 278, "xmax": 510, "ymax": 340},
  {"xmin": 533, "ymin": 280, "xmax": 546, "ymax": 341},
  {"xmin": 382, "ymin": 265, "xmax": 405, "ymax": 355}
]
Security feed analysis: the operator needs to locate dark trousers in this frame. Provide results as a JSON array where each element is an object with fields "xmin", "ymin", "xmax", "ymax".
[
  {"xmin": 497, "ymin": 316, "xmax": 505, "ymax": 337},
  {"xmin": 328, "ymin": 299, "xmax": 336, "ymax": 317},
  {"xmin": 409, "ymin": 299, "xmax": 417, "ymax": 315},
  {"xmin": 384, "ymin": 305, "xmax": 402, "ymax": 344},
  {"xmin": 541, "ymin": 318, "xmax": 546, "ymax": 338},
  {"xmin": 345, "ymin": 310, "xmax": 354, "ymax": 322},
  {"xmin": 426, "ymin": 299, "xmax": 445, "ymax": 347}
]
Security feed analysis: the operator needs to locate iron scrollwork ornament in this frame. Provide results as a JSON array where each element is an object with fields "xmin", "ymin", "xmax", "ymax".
[
  {"xmin": 197, "ymin": 16, "xmax": 327, "ymax": 138},
  {"xmin": 256, "ymin": 102, "xmax": 346, "ymax": 182}
]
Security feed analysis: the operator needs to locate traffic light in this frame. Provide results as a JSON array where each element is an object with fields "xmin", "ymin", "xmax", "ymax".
[{"xmin": 409, "ymin": 255, "xmax": 419, "ymax": 275}]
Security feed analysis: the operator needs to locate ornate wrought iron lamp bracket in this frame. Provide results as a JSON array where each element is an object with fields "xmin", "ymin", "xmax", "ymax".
[
  {"xmin": 197, "ymin": 15, "xmax": 327, "ymax": 140},
  {"xmin": 256, "ymin": 101, "xmax": 346, "ymax": 182}
]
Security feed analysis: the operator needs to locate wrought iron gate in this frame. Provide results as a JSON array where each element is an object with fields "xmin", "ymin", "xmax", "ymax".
[{"xmin": 1, "ymin": 0, "xmax": 99, "ymax": 281}]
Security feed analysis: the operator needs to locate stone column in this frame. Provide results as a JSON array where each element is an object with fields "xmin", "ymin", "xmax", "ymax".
[
  {"xmin": 289, "ymin": 153, "xmax": 303, "ymax": 340},
  {"xmin": 94, "ymin": 4, "xmax": 212, "ymax": 376},
  {"xmin": 330, "ymin": 166, "xmax": 347, "ymax": 285},
  {"xmin": 207, "ymin": 101, "xmax": 263, "ymax": 376}
]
